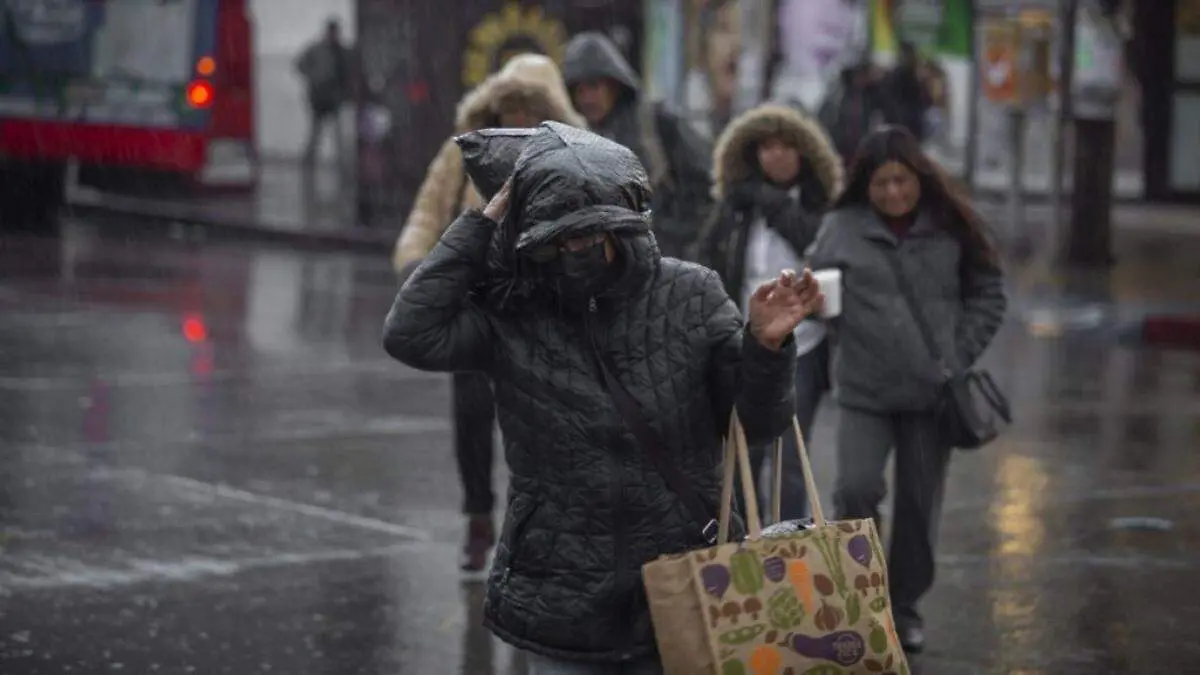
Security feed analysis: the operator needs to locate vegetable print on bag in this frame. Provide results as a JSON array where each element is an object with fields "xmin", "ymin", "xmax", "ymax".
[{"xmin": 642, "ymin": 414, "xmax": 910, "ymax": 674}]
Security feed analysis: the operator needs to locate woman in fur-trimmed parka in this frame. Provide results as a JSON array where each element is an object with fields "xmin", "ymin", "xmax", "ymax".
[
  {"xmin": 391, "ymin": 53, "xmax": 586, "ymax": 576},
  {"xmin": 699, "ymin": 103, "xmax": 843, "ymax": 524}
]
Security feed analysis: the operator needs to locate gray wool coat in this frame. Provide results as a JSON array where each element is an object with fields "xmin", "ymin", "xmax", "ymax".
[{"xmin": 806, "ymin": 206, "xmax": 1008, "ymax": 413}]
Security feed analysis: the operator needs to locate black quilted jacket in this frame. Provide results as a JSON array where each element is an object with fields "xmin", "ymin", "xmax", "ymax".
[{"xmin": 382, "ymin": 125, "xmax": 797, "ymax": 664}]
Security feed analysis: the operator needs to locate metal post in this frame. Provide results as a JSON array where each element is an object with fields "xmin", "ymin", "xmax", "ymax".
[
  {"xmin": 1051, "ymin": 0, "xmax": 1079, "ymax": 253},
  {"xmin": 1064, "ymin": 0, "xmax": 1119, "ymax": 267},
  {"xmin": 963, "ymin": 0, "xmax": 980, "ymax": 186},
  {"xmin": 1006, "ymin": 106, "xmax": 1025, "ymax": 244}
]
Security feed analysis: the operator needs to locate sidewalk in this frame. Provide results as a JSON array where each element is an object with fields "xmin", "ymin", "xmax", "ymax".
[
  {"xmin": 974, "ymin": 198, "xmax": 1200, "ymax": 239},
  {"xmin": 65, "ymin": 159, "xmax": 391, "ymax": 253}
]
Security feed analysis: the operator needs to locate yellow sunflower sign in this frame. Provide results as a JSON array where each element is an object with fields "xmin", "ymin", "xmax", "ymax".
[{"xmin": 461, "ymin": 2, "xmax": 568, "ymax": 88}]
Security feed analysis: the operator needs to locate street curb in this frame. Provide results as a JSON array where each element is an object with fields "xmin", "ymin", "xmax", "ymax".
[{"xmin": 65, "ymin": 192, "xmax": 392, "ymax": 255}]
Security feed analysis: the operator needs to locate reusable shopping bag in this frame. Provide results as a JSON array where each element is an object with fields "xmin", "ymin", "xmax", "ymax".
[{"xmin": 642, "ymin": 413, "xmax": 911, "ymax": 675}]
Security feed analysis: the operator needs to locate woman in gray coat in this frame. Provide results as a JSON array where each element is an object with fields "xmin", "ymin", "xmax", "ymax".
[{"xmin": 807, "ymin": 126, "xmax": 1007, "ymax": 653}]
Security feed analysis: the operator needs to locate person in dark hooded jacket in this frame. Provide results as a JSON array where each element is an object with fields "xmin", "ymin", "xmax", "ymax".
[
  {"xmin": 562, "ymin": 32, "xmax": 713, "ymax": 262},
  {"xmin": 881, "ymin": 42, "xmax": 931, "ymax": 141},
  {"xmin": 382, "ymin": 122, "xmax": 823, "ymax": 672}
]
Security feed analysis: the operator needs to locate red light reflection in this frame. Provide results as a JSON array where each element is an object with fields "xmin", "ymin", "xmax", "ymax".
[{"xmin": 182, "ymin": 315, "xmax": 208, "ymax": 342}]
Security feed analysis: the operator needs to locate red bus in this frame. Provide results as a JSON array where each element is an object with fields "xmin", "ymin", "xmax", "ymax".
[{"xmin": 0, "ymin": 0, "xmax": 256, "ymax": 226}]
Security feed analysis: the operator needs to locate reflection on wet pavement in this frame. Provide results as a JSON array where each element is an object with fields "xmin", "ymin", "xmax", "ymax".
[{"xmin": 0, "ymin": 220, "xmax": 1198, "ymax": 674}]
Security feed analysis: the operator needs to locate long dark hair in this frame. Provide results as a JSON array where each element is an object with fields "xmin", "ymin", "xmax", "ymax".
[{"xmin": 834, "ymin": 126, "xmax": 999, "ymax": 267}]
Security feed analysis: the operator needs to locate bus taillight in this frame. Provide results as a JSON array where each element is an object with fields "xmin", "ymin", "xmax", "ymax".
[
  {"xmin": 187, "ymin": 80, "xmax": 214, "ymax": 108},
  {"xmin": 196, "ymin": 56, "xmax": 216, "ymax": 76}
]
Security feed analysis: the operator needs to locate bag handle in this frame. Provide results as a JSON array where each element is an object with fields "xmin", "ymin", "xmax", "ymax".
[
  {"xmin": 713, "ymin": 408, "xmax": 764, "ymax": 539},
  {"xmin": 970, "ymin": 370, "xmax": 1013, "ymax": 423},
  {"xmin": 718, "ymin": 412, "xmax": 827, "ymax": 543},
  {"xmin": 880, "ymin": 246, "xmax": 951, "ymax": 379},
  {"xmin": 790, "ymin": 416, "xmax": 828, "ymax": 528}
]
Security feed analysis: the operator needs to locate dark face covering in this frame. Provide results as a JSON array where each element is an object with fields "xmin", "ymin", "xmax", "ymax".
[{"xmin": 555, "ymin": 239, "xmax": 611, "ymax": 303}]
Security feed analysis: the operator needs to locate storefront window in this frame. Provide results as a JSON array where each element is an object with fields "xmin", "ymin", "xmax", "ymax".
[{"xmin": 1169, "ymin": 93, "xmax": 1200, "ymax": 190}]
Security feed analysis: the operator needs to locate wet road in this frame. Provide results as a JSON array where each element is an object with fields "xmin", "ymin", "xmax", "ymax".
[{"xmin": 1, "ymin": 220, "xmax": 1198, "ymax": 674}]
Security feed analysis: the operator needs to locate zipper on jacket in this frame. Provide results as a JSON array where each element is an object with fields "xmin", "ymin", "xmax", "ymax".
[
  {"xmin": 587, "ymin": 295, "xmax": 633, "ymax": 656},
  {"xmin": 499, "ymin": 498, "xmax": 540, "ymax": 590},
  {"xmin": 726, "ymin": 218, "xmax": 743, "ymax": 296}
]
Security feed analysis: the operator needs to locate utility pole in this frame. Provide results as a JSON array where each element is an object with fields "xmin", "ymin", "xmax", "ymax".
[
  {"xmin": 1049, "ymin": 0, "xmax": 1078, "ymax": 254},
  {"xmin": 1063, "ymin": 1, "xmax": 1121, "ymax": 267},
  {"xmin": 963, "ymin": 0, "xmax": 980, "ymax": 188}
]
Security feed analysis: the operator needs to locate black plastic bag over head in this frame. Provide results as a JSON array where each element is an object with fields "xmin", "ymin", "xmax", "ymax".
[
  {"xmin": 454, "ymin": 128, "xmax": 539, "ymax": 201},
  {"xmin": 508, "ymin": 121, "xmax": 652, "ymax": 250},
  {"xmin": 464, "ymin": 122, "xmax": 658, "ymax": 313}
]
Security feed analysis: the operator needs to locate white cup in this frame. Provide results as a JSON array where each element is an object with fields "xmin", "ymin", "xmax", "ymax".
[{"xmin": 812, "ymin": 268, "xmax": 842, "ymax": 318}]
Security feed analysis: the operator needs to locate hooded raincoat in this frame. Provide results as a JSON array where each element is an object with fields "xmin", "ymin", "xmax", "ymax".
[
  {"xmin": 561, "ymin": 32, "xmax": 713, "ymax": 261},
  {"xmin": 382, "ymin": 123, "xmax": 798, "ymax": 663},
  {"xmin": 391, "ymin": 54, "xmax": 585, "ymax": 275}
]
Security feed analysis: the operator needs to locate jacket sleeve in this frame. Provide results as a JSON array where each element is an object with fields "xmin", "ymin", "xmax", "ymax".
[
  {"xmin": 702, "ymin": 271, "xmax": 798, "ymax": 446},
  {"xmin": 393, "ymin": 138, "xmax": 467, "ymax": 273},
  {"xmin": 382, "ymin": 211, "xmax": 495, "ymax": 372},
  {"xmin": 956, "ymin": 253, "xmax": 1007, "ymax": 367}
]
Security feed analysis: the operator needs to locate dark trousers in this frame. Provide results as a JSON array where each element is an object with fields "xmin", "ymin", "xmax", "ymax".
[
  {"xmin": 736, "ymin": 338, "xmax": 830, "ymax": 522},
  {"xmin": 452, "ymin": 371, "xmax": 496, "ymax": 516},
  {"xmin": 832, "ymin": 405, "xmax": 952, "ymax": 629}
]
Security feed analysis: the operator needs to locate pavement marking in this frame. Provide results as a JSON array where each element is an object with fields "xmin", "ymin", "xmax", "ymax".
[
  {"xmin": 0, "ymin": 360, "xmax": 443, "ymax": 391},
  {"xmin": 0, "ymin": 543, "xmax": 422, "ymax": 591},
  {"xmin": 110, "ymin": 469, "xmax": 432, "ymax": 542},
  {"xmin": 8, "ymin": 413, "xmax": 453, "ymax": 458},
  {"xmin": 16, "ymin": 446, "xmax": 433, "ymax": 541}
]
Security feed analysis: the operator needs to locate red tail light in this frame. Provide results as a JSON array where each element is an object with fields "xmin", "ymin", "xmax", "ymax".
[{"xmin": 186, "ymin": 80, "xmax": 214, "ymax": 108}]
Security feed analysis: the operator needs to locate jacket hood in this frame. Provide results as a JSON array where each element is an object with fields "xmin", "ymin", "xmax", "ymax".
[
  {"xmin": 561, "ymin": 32, "xmax": 640, "ymax": 102},
  {"xmin": 465, "ymin": 122, "xmax": 657, "ymax": 312},
  {"xmin": 455, "ymin": 53, "xmax": 587, "ymax": 132},
  {"xmin": 712, "ymin": 104, "xmax": 844, "ymax": 201}
]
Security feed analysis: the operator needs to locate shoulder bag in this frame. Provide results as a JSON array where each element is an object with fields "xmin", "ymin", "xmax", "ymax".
[{"xmin": 880, "ymin": 247, "xmax": 1011, "ymax": 450}]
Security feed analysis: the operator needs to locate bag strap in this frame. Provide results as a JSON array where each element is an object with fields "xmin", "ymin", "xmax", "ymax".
[
  {"xmin": 880, "ymin": 246, "xmax": 951, "ymax": 377},
  {"xmin": 591, "ymin": 342, "xmax": 720, "ymax": 544}
]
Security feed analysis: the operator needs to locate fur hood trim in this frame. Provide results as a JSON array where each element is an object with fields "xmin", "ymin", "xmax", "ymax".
[
  {"xmin": 711, "ymin": 104, "xmax": 843, "ymax": 200},
  {"xmin": 455, "ymin": 53, "xmax": 586, "ymax": 132}
]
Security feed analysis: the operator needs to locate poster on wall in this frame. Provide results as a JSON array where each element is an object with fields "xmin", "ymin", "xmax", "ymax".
[
  {"xmin": 681, "ymin": 0, "xmax": 740, "ymax": 138},
  {"xmin": 356, "ymin": 0, "xmax": 643, "ymax": 227},
  {"xmin": 643, "ymin": 0, "xmax": 684, "ymax": 104},
  {"xmin": 771, "ymin": 0, "xmax": 867, "ymax": 113},
  {"xmin": 681, "ymin": 0, "xmax": 865, "ymax": 138},
  {"xmin": 970, "ymin": 6, "xmax": 1143, "ymax": 196}
]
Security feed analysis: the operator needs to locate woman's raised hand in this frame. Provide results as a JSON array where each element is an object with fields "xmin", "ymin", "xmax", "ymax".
[{"xmin": 747, "ymin": 268, "xmax": 824, "ymax": 351}]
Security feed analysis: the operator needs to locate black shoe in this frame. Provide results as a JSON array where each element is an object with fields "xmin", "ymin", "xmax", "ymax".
[{"xmin": 899, "ymin": 624, "xmax": 925, "ymax": 654}]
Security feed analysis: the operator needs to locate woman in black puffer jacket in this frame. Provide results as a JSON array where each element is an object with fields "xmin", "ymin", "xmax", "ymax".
[{"xmin": 382, "ymin": 122, "xmax": 823, "ymax": 672}]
